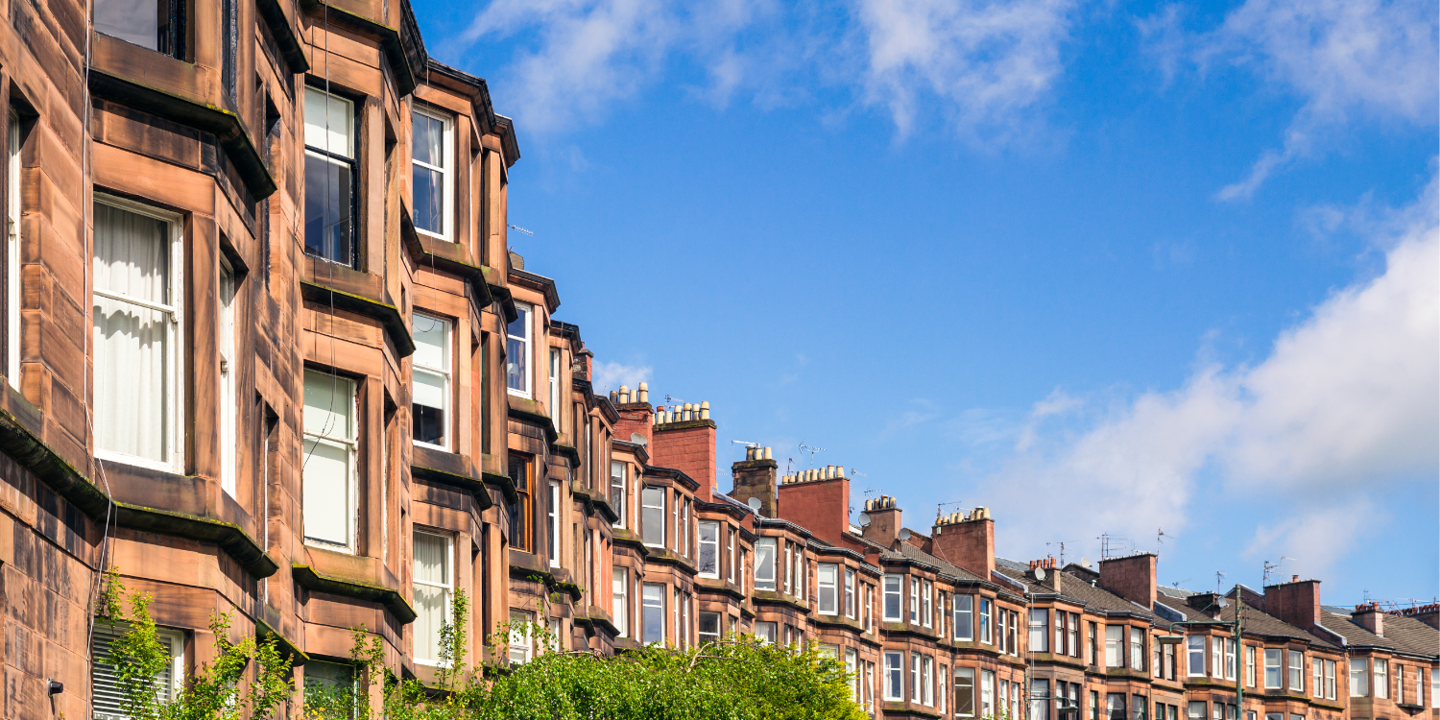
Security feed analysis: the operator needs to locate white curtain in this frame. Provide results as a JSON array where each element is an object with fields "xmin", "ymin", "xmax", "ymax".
[
  {"xmin": 93, "ymin": 203, "xmax": 171, "ymax": 464},
  {"xmin": 302, "ymin": 370, "xmax": 354, "ymax": 548},
  {"xmin": 412, "ymin": 532, "xmax": 449, "ymax": 663}
]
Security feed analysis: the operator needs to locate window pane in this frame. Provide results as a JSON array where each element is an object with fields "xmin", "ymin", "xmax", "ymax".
[
  {"xmin": 412, "ymin": 313, "xmax": 449, "ymax": 369},
  {"xmin": 303, "ymin": 371, "xmax": 355, "ymax": 548},
  {"xmin": 305, "ymin": 88, "xmax": 353, "ymax": 157},
  {"xmin": 413, "ymin": 368, "xmax": 446, "ymax": 445},
  {"xmin": 303, "ymin": 152, "xmax": 352, "ymax": 265},
  {"xmin": 413, "ymin": 164, "xmax": 443, "ymax": 235},
  {"xmin": 414, "ymin": 532, "xmax": 448, "ymax": 584},
  {"xmin": 95, "ymin": 0, "xmax": 160, "ymax": 50},
  {"xmin": 413, "ymin": 583, "xmax": 446, "ymax": 661},
  {"xmin": 506, "ymin": 307, "xmax": 530, "ymax": 392},
  {"xmin": 412, "ymin": 111, "xmax": 443, "ymax": 167},
  {"xmin": 698, "ymin": 521, "xmax": 718, "ymax": 575}
]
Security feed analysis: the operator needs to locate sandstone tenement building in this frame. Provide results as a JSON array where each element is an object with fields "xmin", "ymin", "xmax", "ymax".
[{"xmin": 0, "ymin": 0, "xmax": 1432, "ymax": 716}]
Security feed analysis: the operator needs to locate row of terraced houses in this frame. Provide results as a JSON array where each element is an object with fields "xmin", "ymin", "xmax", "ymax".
[{"xmin": 0, "ymin": 0, "xmax": 1433, "ymax": 714}]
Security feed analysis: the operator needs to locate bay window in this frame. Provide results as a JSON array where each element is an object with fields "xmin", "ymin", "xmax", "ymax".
[
  {"xmin": 755, "ymin": 538, "xmax": 776, "ymax": 591},
  {"xmin": 1350, "ymin": 658, "xmax": 1367, "ymax": 696},
  {"xmin": 1106, "ymin": 625, "xmax": 1123, "ymax": 668},
  {"xmin": 1130, "ymin": 627, "xmax": 1145, "ymax": 671},
  {"xmin": 1289, "ymin": 650, "xmax": 1304, "ymax": 692},
  {"xmin": 980, "ymin": 598, "xmax": 993, "ymax": 644},
  {"xmin": 641, "ymin": 583, "xmax": 665, "ymax": 645},
  {"xmin": 641, "ymin": 486, "xmax": 665, "ymax": 547},
  {"xmin": 845, "ymin": 568, "xmax": 856, "ymax": 618},
  {"xmin": 922, "ymin": 580, "xmax": 933, "ymax": 627},
  {"xmin": 302, "ymin": 370, "xmax": 357, "ymax": 550},
  {"xmin": 1265, "ymin": 649, "xmax": 1282, "ymax": 689},
  {"xmin": 955, "ymin": 667, "xmax": 975, "ymax": 717},
  {"xmin": 304, "ymin": 87, "xmax": 356, "ymax": 267},
  {"xmin": 1246, "ymin": 645, "xmax": 1256, "ymax": 686},
  {"xmin": 411, "ymin": 106, "xmax": 453, "ymax": 240},
  {"xmin": 93, "ymin": 199, "xmax": 183, "ymax": 470},
  {"xmin": 955, "ymin": 595, "xmax": 974, "ymax": 641},
  {"xmin": 817, "ymin": 563, "xmax": 838, "ymax": 614},
  {"xmin": 885, "ymin": 651, "xmax": 903, "ymax": 701},
  {"xmin": 1030, "ymin": 608, "xmax": 1049, "ymax": 652},
  {"xmin": 218, "ymin": 258, "xmax": 236, "ymax": 495},
  {"xmin": 910, "ymin": 577, "xmax": 919, "ymax": 622},
  {"xmin": 698, "ymin": 521, "xmax": 719, "ymax": 578},
  {"xmin": 1226, "ymin": 639, "xmax": 1237, "ymax": 680},
  {"xmin": 94, "ymin": 0, "xmax": 186, "ymax": 58},
  {"xmin": 5, "ymin": 109, "xmax": 20, "ymax": 392},
  {"xmin": 610, "ymin": 461, "xmax": 626, "ymax": 527},
  {"xmin": 412, "ymin": 530, "xmax": 453, "ymax": 665},
  {"xmin": 1188, "ymin": 636, "xmax": 1206, "ymax": 676},
  {"xmin": 883, "ymin": 574, "xmax": 902, "ymax": 621},
  {"xmin": 547, "ymin": 480, "xmax": 560, "ymax": 566},
  {"xmin": 92, "ymin": 621, "xmax": 185, "ymax": 715},
  {"xmin": 981, "ymin": 670, "xmax": 995, "ymax": 716},
  {"xmin": 506, "ymin": 303, "xmax": 532, "ymax": 396},
  {"xmin": 1375, "ymin": 659, "xmax": 1388, "ymax": 699},
  {"xmin": 508, "ymin": 611, "xmax": 533, "ymax": 663},
  {"xmin": 412, "ymin": 312, "xmax": 452, "ymax": 449},
  {"xmin": 699, "ymin": 612, "xmax": 720, "ymax": 644},
  {"xmin": 506, "ymin": 456, "xmax": 531, "ymax": 551}
]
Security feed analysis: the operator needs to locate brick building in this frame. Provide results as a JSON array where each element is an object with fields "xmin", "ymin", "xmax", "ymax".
[{"xmin": 0, "ymin": 0, "xmax": 1433, "ymax": 717}]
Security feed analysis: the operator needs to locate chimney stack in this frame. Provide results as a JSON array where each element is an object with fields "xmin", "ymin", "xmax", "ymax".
[
  {"xmin": 1263, "ymin": 578, "xmax": 1323, "ymax": 635},
  {"xmin": 1353, "ymin": 602, "xmax": 1384, "ymax": 637},
  {"xmin": 1098, "ymin": 553, "xmax": 1157, "ymax": 610},
  {"xmin": 651, "ymin": 399, "xmax": 718, "ymax": 501},
  {"xmin": 730, "ymin": 449, "xmax": 778, "ymax": 517},
  {"xmin": 930, "ymin": 507, "xmax": 995, "ymax": 580},
  {"xmin": 1028, "ymin": 558, "xmax": 1062, "ymax": 593},
  {"xmin": 777, "ymin": 463, "xmax": 851, "ymax": 547},
  {"xmin": 861, "ymin": 496, "xmax": 903, "ymax": 548}
]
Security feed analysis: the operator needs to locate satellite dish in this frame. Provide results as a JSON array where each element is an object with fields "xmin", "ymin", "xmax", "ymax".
[
  {"xmin": 747, "ymin": 497, "xmax": 762, "ymax": 513},
  {"xmin": 1079, "ymin": 556, "xmax": 1089, "ymax": 568},
  {"xmin": 899, "ymin": 528, "xmax": 912, "ymax": 542},
  {"xmin": 630, "ymin": 433, "xmax": 648, "ymax": 446},
  {"xmin": 1217, "ymin": 598, "xmax": 1228, "ymax": 609},
  {"xmin": 1034, "ymin": 566, "xmax": 1047, "ymax": 581},
  {"xmin": 857, "ymin": 512, "xmax": 872, "ymax": 528}
]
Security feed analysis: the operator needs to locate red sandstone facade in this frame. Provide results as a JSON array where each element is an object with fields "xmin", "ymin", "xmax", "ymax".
[{"xmin": 0, "ymin": 0, "xmax": 1433, "ymax": 717}]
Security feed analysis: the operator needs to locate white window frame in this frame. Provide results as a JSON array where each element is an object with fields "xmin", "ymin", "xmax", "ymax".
[
  {"xmin": 93, "ymin": 195, "xmax": 184, "ymax": 473},
  {"xmin": 1226, "ymin": 639, "xmax": 1237, "ymax": 681},
  {"xmin": 910, "ymin": 576, "xmax": 919, "ymax": 623},
  {"xmin": 1189, "ymin": 636, "xmax": 1207, "ymax": 677},
  {"xmin": 1374, "ymin": 659, "xmax": 1388, "ymax": 699},
  {"xmin": 727, "ymin": 528, "xmax": 736, "ymax": 584},
  {"xmin": 1265, "ymin": 649, "xmax": 1283, "ymax": 690},
  {"xmin": 303, "ymin": 87, "xmax": 356, "ymax": 267},
  {"xmin": 412, "ymin": 529, "xmax": 454, "ymax": 666},
  {"xmin": 981, "ymin": 669, "xmax": 995, "ymax": 716},
  {"xmin": 506, "ymin": 302, "xmax": 532, "ymax": 397},
  {"xmin": 641, "ymin": 583, "xmax": 665, "ymax": 645},
  {"xmin": 1325, "ymin": 659, "xmax": 1336, "ymax": 700},
  {"xmin": 817, "ymin": 563, "xmax": 838, "ymax": 615},
  {"xmin": 980, "ymin": 598, "xmax": 993, "ymax": 644},
  {"xmin": 412, "ymin": 311, "xmax": 452, "ymax": 451},
  {"xmin": 755, "ymin": 537, "xmax": 776, "ymax": 591},
  {"xmin": 218, "ymin": 256, "xmax": 237, "ymax": 496},
  {"xmin": 1246, "ymin": 644, "xmax": 1256, "ymax": 686},
  {"xmin": 1131, "ymin": 627, "xmax": 1146, "ymax": 672},
  {"xmin": 1031, "ymin": 608, "xmax": 1050, "ymax": 652},
  {"xmin": 698, "ymin": 520, "xmax": 720, "ymax": 579},
  {"xmin": 548, "ymin": 347, "xmax": 561, "ymax": 417},
  {"xmin": 1289, "ymin": 650, "xmax": 1304, "ymax": 693},
  {"xmin": 508, "ymin": 610, "xmax": 533, "ymax": 664},
  {"xmin": 922, "ymin": 580, "xmax": 933, "ymax": 628},
  {"xmin": 956, "ymin": 666, "xmax": 976, "ymax": 717},
  {"xmin": 641, "ymin": 486, "xmax": 666, "ymax": 548},
  {"xmin": 301, "ymin": 369, "xmax": 359, "ymax": 552},
  {"xmin": 844, "ymin": 568, "xmax": 856, "ymax": 619},
  {"xmin": 883, "ymin": 574, "xmax": 903, "ymax": 621},
  {"xmin": 923, "ymin": 655, "xmax": 934, "ymax": 706},
  {"xmin": 755, "ymin": 620, "xmax": 776, "ymax": 644},
  {"xmin": 609, "ymin": 461, "xmax": 626, "ymax": 528},
  {"xmin": 548, "ymin": 480, "xmax": 561, "ymax": 567},
  {"xmin": 612, "ymin": 568, "xmax": 628, "ymax": 638},
  {"xmin": 1350, "ymin": 658, "xmax": 1368, "ymax": 697},
  {"xmin": 410, "ymin": 104, "xmax": 454, "ymax": 241},
  {"xmin": 885, "ymin": 651, "xmax": 903, "ymax": 701}
]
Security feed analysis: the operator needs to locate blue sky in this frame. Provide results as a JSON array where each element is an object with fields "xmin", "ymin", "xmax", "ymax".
[{"xmin": 416, "ymin": 0, "xmax": 1438, "ymax": 605}]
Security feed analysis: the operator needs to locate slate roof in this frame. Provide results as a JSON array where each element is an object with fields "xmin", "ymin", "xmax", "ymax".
[
  {"xmin": 1319, "ymin": 609, "xmax": 1440, "ymax": 659},
  {"xmin": 992, "ymin": 558, "xmax": 1157, "ymax": 619},
  {"xmin": 1153, "ymin": 596, "xmax": 1340, "ymax": 650},
  {"xmin": 893, "ymin": 542, "xmax": 986, "ymax": 583}
]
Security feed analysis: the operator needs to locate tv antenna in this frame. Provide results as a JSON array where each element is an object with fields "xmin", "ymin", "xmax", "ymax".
[
  {"xmin": 664, "ymin": 394, "xmax": 684, "ymax": 406},
  {"xmin": 1098, "ymin": 533, "xmax": 1132, "ymax": 560},
  {"xmin": 507, "ymin": 224, "xmax": 534, "ymax": 236},
  {"xmin": 937, "ymin": 500, "xmax": 967, "ymax": 520},
  {"xmin": 1172, "ymin": 578, "xmax": 1191, "ymax": 588},
  {"xmin": 1215, "ymin": 571, "xmax": 1226, "ymax": 595},
  {"xmin": 1156, "ymin": 527, "xmax": 1170, "ymax": 548},
  {"xmin": 797, "ymin": 441, "xmax": 826, "ymax": 468},
  {"xmin": 1046, "ymin": 541, "xmax": 1071, "ymax": 566}
]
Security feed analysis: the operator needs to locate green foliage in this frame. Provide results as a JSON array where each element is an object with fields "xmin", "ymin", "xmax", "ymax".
[{"xmin": 100, "ymin": 573, "xmax": 294, "ymax": 720}]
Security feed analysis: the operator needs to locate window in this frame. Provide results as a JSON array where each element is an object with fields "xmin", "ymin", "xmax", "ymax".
[
  {"xmin": 1226, "ymin": 639, "xmax": 1237, "ymax": 680},
  {"xmin": 1058, "ymin": 610, "xmax": 1067, "ymax": 655},
  {"xmin": 546, "ymin": 481, "xmax": 561, "ymax": 567},
  {"xmin": 911, "ymin": 654, "xmax": 922, "ymax": 702},
  {"xmin": 1246, "ymin": 645, "xmax": 1256, "ymax": 687},
  {"xmin": 981, "ymin": 671, "xmax": 995, "ymax": 716},
  {"xmin": 955, "ymin": 667, "xmax": 976, "ymax": 717},
  {"xmin": 218, "ymin": 258, "xmax": 237, "ymax": 495},
  {"xmin": 1289, "ymin": 651, "xmax": 1304, "ymax": 693},
  {"xmin": 923, "ymin": 656, "xmax": 935, "ymax": 706},
  {"xmin": 1430, "ymin": 667, "xmax": 1438, "ymax": 708},
  {"xmin": 1213, "ymin": 636, "xmax": 1223, "ymax": 678},
  {"xmin": 641, "ymin": 486, "xmax": 666, "ymax": 547},
  {"xmin": 1031, "ymin": 609, "xmax": 1049, "ymax": 652},
  {"xmin": 411, "ymin": 107, "xmax": 453, "ymax": 240},
  {"xmin": 1009, "ymin": 610, "xmax": 1019, "ymax": 655},
  {"xmin": 94, "ymin": 0, "xmax": 184, "ymax": 57},
  {"xmin": 1091, "ymin": 691, "xmax": 1101, "ymax": 720},
  {"xmin": 980, "ymin": 598, "xmax": 993, "ymax": 644},
  {"xmin": 507, "ymin": 456, "xmax": 532, "ymax": 551},
  {"xmin": 884, "ymin": 575, "xmax": 903, "ymax": 621},
  {"xmin": 1107, "ymin": 694, "xmax": 1126, "ymax": 720},
  {"xmin": 1265, "ymin": 649, "xmax": 1282, "ymax": 689},
  {"xmin": 1350, "ymin": 658, "xmax": 1368, "ymax": 696},
  {"xmin": 681, "ymin": 498, "xmax": 691, "ymax": 558},
  {"xmin": 939, "ymin": 665, "xmax": 948, "ymax": 714},
  {"xmin": 4, "ymin": 110, "xmax": 18, "ymax": 392},
  {"xmin": 755, "ymin": 538, "xmax": 776, "ymax": 591},
  {"xmin": 1374, "ymin": 659, "xmax": 1388, "ymax": 699},
  {"xmin": 302, "ymin": 370, "xmax": 357, "ymax": 550},
  {"xmin": 1089, "ymin": 622, "xmax": 1098, "ymax": 664},
  {"xmin": 1031, "ymin": 679, "xmax": 1051, "ymax": 720},
  {"xmin": 698, "ymin": 521, "xmax": 719, "ymax": 578},
  {"xmin": 1164, "ymin": 643, "xmax": 1176, "ymax": 680},
  {"xmin": 304, "ymin": 661, "xmax": 355, "ymax": 711},
  {"xmin": 885, "ymin": 651, "xmax": 903, "ymax": 701},
  {"xmin": 845, "ymin": 568, "xmax": 856, "ymax": 618},
  {"xmin": 1130, "ymin": 627, "xmax": 1145, "ymax": 671},
  {"xmin": 412, "ymin": 530, "xmax": 453, "ymax": 665},
  {"xmin": 94, "ymin": 199, "xmax": 183, "ymax": 470},
  {"xmin": 409, "ymin": 312, "xmax": 454, "ymax": 449},
  {"xmin": 1069, "ymin": 613, "xmax": 1080, "ymax": 657},
  {"xmin": 612, "ymin": 568, "xmax": 628, "ymax": 637},
  {"xmin": 508, "ymin": 611, "xmax": 533, "ymax": 663},
  {"xmin": 506, "ymin": 303, "xmax": 532, "ymax": 396},
  {"xmin": 548, "ymin": 349, "xmax": 561, "ymax": 419},
  {"xmin": 610, "ymin": 461, "xmax": 626, "ymax": 527},
  {"xmin": 923, "ymin": 580, "xmax": 933, "ymax": 628},
  {"xmin": 955, "ymin": 595, "xmax": 974, "ymax": 641},
  {"xmin": 1188, "ymin": 636, "xmax": 1206, "ymax": 676},
  {"xmin": 998, "ymin": 608, "xmax": 1008, "ymax": 653},
  {"xmin": 1106, "ymin": 625, "xmax": 1124, "ymax": 668},
  {"xmin": 1324, "ymin": 659, "xmax": 1336, "ymax": 700},
  {"xmin": 1133, "ymin": 696, "xmax": 1147, "ymax": 720},
  {"xmin": 910, "ymin": 577, "xmax": 919, "ymax": 622},
  {"xmin": 865, "ymin": 583, "xmax": 874, "ymax": 632},
  {"xmin": 303, "ymin": 88, "xmax": 356, "ymax": 267},
  {"xmin": 641, "ymin": 583, "xmax": 665, "ymax": 645},
  {"xmin": 1188, "ymin": 704, "xmax": 1207, "ymax": 720},
  {"xmin": 727, "ymin": 529, "xmax": 736, "ymax": 584},
  {"xmin": 1313, "ymin": 655, "xmax": 1323, "ymax": 697},
  {"xmin": 93, "ymin": 621, "xmax": 185, "ymax": 716},
  {"xmin": 755, "ymin": 621, "xmax": 776, "ymax": 644},
  {"xmin": 793, "ymin": 546, "xmax": 804, "ymax": 598},
  {"xmin": 693, "ymin": 611, "xmax": 718, "ymax": 644},
  {"xmin": 818, "ymin": 563, "xmax": 838, "ymax": 615}
]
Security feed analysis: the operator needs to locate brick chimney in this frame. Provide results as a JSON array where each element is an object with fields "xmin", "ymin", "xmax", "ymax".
[
  {"xmin": 1028, "ymin": 557, "xmax": 1062, "ymax": 593},
  {"xmin": 650, "ymin": 401, "xmax": 717, "ymax": 501},
  {"xmin": 1263, "ymin": 578, "xmax": 1323, "ymax": 635},
  {"xmin": 1390, "ymin": 603, "xmax": 1440, "ymax": 629},
  {"xmin": 929, "ymin": 507, "xmax": 995, "ymax": 580},
  {"xmin": 1353, "ymin": 602, "xmax": 1384, "ymax": 637},
  {"xmin": 1098, "ymin": 553, "xmax": 1157, "ymax": 610},
  {"xmin": 777, "ymin": 465, "xmax": 851, "ymax": 548},
  {"xmin": 612, "ymin": 383, "xmax": 653, "ymax": 447},
  {"xmin": 861, "ymin": 495, "xmax": 903, "ymax": 548},
  {"xmin": 729, "ymin": 447, "xmax": 777, "ymax": 517},
  {"xmin": 1187, "ymin": 592, "xmax": 1226, "ymax": 619}
]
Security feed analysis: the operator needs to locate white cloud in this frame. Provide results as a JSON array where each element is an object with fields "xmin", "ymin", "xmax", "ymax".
[
  {"xmin": 1178, "ymin": 0, "xmax": 1439, "ymax": 199},
  {"xmin": 1244, "ymin": 500, "xmax": 1378, "ymax": 582},
  {"xmin": 986, "ymin": 171, "xmax": 1439, "ymax": 573},
  {"xmin": 853, "ymin": 0, "xmax": 1075, "ymax": 139},
  {"xmin": 591, "ymin": 360, "xmax": 652, "ymax": 393}
]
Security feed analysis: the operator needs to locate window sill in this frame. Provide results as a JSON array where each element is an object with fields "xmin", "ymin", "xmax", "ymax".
[
  {"xmin": 299, "ymin": 274, "xmax": 415, "ymax": 358},
  {"xmin": 292, "ymin": 550, "xmax": 415, "ymax": 623},
  {"xmin": 412, "ymin": 446, "xmax": 494, "ymax": 511}
]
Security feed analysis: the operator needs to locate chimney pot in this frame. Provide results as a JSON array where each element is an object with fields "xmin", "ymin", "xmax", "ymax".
[
  {"xmin": 701, "ymin": 401, "xmax": 710, "ymax": 420},
  {"xmin": 764, "ymin": 447, "xmax": 772, "ymax": 460},
  {"xmin": 638, "ymin": 383, "xmax": 649, "ymax": 403}
]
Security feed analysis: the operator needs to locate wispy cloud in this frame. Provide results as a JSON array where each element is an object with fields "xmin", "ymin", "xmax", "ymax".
[
  {"xmin": 984, "ymin": 169, "xmax": 1439, "ymax": 576},
  {"xmin": 447, "ymin": 0, "xmax": 1078, "ymax": 139},
  {"xmin": 1143, "ymin": 0, "xmax": 1438, "ymax": 199},
  {"xmin": 591, "ymin": 360, "xmax": 653, "ymax": 393}
]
